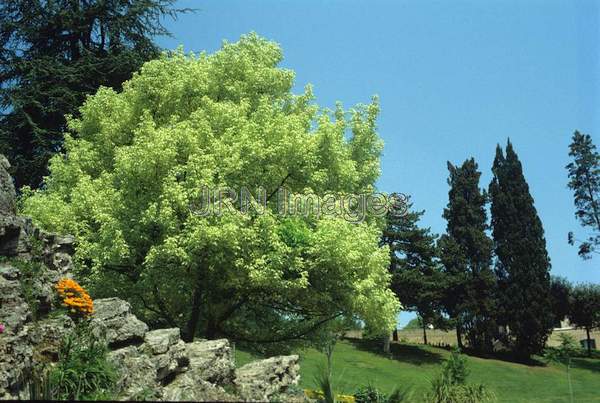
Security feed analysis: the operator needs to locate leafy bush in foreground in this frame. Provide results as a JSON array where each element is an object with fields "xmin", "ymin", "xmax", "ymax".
[
  {"xmin": 48, "ymin": 322, "xmax": 118, "ymax": 400},
  {"xmin": 426, "ymin": 349, "xmax": 495, "ymax": 403}
]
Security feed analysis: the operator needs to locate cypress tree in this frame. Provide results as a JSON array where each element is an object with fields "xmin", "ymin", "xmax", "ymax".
[
  {"xmin": 439, "ymin": 159, "xmax": 496, "ymax": 352},
  {"xmin": 381, "ymin": 194, "xmax": 443, "ymax": 345},
  {"xmin": 489, "ymin": 140, "xmax": 554, "ymax": 359}
]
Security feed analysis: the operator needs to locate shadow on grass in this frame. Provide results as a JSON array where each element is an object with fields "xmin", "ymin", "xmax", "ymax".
[
  {"xmin": 345, "ymin": 338, "xmax": 444, "ymax": 366},
  {"xmin": 572, "ymin": 357, "xmax": 600, "ymax": 373},
  {"xmin": 458, "ymin": 347, "xmax": 547, "ymax": 367}
]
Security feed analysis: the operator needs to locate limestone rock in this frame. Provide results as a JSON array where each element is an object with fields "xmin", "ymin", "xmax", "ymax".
[
  {"xmin": 28, "ymin": 315, "xmax": 74, "ymax": 363},
  {"xmin": 140, "ymin": 328, "xmax": 188, "ymax": 382},
  {"xmin": 109, "ymin": 346, "xmax": 159, "ymax": 401},
  {"xmin": 235, "ymin": 355, "xmax": 300, "ymax": 401},
  {"xmin": 0, "ymin": 155, "xmax": 16, "ymax": 216},
  {"xmin": 161, "ymin": 374, "xmax": 238, "ymax": 402},
  {"xmin": 0, "ymin": 215, "xmax": 30, "ymax": 257},
  {"xmin": 91, "ymin": 298, "xmax": 148, "ymax": 346},
  {"xmin": 143, "ymin": 328, "xmax": 181, "ymax": 355},
  {"xmin": 186, "ymin": 339, "xmax": 235, "ymax": 384},
  {"xmin": 0, "ymin": 263, "xmax": 30, "ymax": 331}
]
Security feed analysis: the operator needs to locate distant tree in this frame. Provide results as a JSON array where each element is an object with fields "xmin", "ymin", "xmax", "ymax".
[
  {"xmin": 403, "ymin": 317, "xmax": 423, "ymax": 331},
  {"xmin": 566, "ymin": 131, "xmax": 600, "ymax": 260},
  {"xmin": 489, "ymin": 140, "xmax": 554, "ymax": 359},
  {"xmin": 439, "ymin": 159, "xmax": 496, "ymax": 352},
  {"xmin": 549, "ymin": 276, "xmax": 572, "ymax": 327},
  {"xmin": 381, "ymin": 195, "xmax": 444, "ymax": 345},
  {"xmin": 0, "ymin": 0, "xmax": 187, "ymax": 189},
  {"xmin": 568, "ymin": 283, "xmax": 600, "ymax": 357}
]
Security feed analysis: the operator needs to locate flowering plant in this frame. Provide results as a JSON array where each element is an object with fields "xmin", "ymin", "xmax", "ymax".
[
  {"xmin": 55, "ymin": 278, "xmax": 94, "ymax": 318},
  {"xmin": 0, "ymin": 323, "xmax": 5, "ymax": 334}
]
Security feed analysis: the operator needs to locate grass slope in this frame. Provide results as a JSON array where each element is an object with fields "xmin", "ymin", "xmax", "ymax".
[{"xmin": 236, "ymin": 339, "xmax": 600, "ymax": 402}]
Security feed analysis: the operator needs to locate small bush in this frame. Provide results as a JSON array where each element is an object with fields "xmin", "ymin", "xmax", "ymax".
[
  {"xmin": 48, "ymin": 322, "xmax": 118, "ymax": 400},
  {"xmin": 441, "ymin": 348, "xmax": 469, "ymax": 385},
  {"xmin": 354, "ymin": 384, "xmax": 413, "ymax": 403},
  {"xmin": 355, "ymin": 384, "xmax": 387, "ymax": 403},
  {"xmin": 426, "ymin": 349, "xmax": 495, "ymax": 403}
]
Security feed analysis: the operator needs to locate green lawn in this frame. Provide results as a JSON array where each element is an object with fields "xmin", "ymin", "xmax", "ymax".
[{"xmin": 235, "ymin": 339, "xmax": 600, "ymax": 402}]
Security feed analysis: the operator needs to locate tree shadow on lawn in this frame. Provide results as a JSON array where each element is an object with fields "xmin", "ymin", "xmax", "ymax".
[
  {"xmin": 456, "ymin": 346, "xmax": 548, "ymax": 367},
  {"xmin": 572, "ymin": 357, "xmax": 600, "ymax": 373},
  {"xmin": 344, "ymin": 338, "xmax": 444, "ymax": 366}
]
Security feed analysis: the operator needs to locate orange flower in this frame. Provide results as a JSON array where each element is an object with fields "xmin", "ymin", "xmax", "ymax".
[{"xmin": 55, "ymin": 278, "xmax": 94, "ymax": 318}]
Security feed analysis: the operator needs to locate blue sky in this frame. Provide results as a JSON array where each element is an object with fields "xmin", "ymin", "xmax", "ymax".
[{"xmin": 158, "ymin": 0, "xmax": 600, "ymax": 327}]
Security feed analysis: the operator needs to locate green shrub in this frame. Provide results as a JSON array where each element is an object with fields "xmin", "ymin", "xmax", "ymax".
[
  {"xmin": 426, "ymin": 349, "xmax": 495, "ymax": 403},
  {"xmin": 355, "ymin": 384, "xmax": 387, "ymax": 403},
  {"xmin": 427, "ymin": 376, "xmax": 495, "ymax": 403},
  {"xmin": 29, "ymin": 366, "xmax": 53, "ymax": 401},
  {"xmin": 48, "ymin": 322, "xmax": 118, "ymax": 400},
  {"xmin": 441, "ymin": 348, "xmax": 468, "ymax": 385},
  {"xmin": 354, "ymin": 384, "xmax": 413, "ymax": 403}
]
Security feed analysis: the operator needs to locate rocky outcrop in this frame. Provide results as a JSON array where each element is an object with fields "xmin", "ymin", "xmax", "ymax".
[
  {"xmin": 0, "ymin": 154, "xmax": 301, "ymax": 401},
  {"xmin": 186, "ymin": 338, "xmax": 235, "ymax": 384},
  {"xmin": 0, "ymin": 264, "xmax": 32, "ymax": 400},
  {"xmin": 91, "ymin": 298, "xmax": 148, "ymax": 347},
  {"xmin": 235, "ymin": 355, "xmax": 301, "ymax": 401}
]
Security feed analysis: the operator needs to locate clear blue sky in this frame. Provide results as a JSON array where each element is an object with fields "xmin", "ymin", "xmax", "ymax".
[{"xmin": 158, "ymin": 0, "xmax": 600, "ymax": 327}]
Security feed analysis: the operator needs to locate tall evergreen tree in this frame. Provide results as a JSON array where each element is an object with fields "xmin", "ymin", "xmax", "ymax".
[
  {"xmin": 0, "ymin": 0, "xmax": 187, "ymax": 189},
  {"xmin": 381, "ymin": 194, "xmax": 443, "ymax": 345},
  {"xmin": 566, "ymin": 131, "xmax": 600, "ymax": 259},
  {"xmin": 489, "ymin": 140, "xmax": 554, "ymax": 359},
  {"xmin": 438, "ymin": 159, "xmax": 496, "ymax": 352}
]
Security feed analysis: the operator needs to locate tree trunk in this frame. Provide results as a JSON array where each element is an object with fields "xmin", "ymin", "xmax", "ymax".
[
  {"xmin": 382, "ymin": 335, "xmax": 391, "ymax": 353},
  {"xmin": 205, "ymin": 315, "xmax": 218, "ymax": 339},
  {"xmin": 422, "ymin": 321, "xmax": 428, "ymax": 345},
  {"xmin": 586, "ymin": 327, "xmax": 592, "ymax": 357},
  {"xmin": 183, "ymin": 285, "xmax": 202, "ymax": 342},
  {"xmin": 456, "ymin": 323, "xmax": 464, "ymax": 349}
]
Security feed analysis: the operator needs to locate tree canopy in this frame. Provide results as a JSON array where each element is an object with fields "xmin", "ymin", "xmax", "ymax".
[{"xmin": 22, "ymin": 33, "xmax": 400, "ymax": 343}]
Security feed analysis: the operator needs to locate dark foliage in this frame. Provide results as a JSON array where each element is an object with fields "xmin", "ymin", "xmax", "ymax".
[
  {"xmin": 381, "ymin": 194, "xmax": 444, "ymax": 345},
  {"xmin": 0, "ymin": 0, "xmax": 188, "ymax": 188},
  {"xmin": 439, "ymin": 158, "xmax": 496, "ymax": 352},
  {"xmin": 489, "ymin": 140, "xmax": 554, "ymax": 359}
]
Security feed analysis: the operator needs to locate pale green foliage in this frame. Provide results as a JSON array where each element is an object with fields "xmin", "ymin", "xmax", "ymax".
[{"xmin": 23, "ymin": 33, "xmax": 399, "ymax": 337}]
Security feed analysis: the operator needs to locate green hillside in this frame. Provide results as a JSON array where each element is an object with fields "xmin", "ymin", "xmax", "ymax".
[{"xmin": 236, "ymin": 340, "xmax": 600, "ymax": 402}]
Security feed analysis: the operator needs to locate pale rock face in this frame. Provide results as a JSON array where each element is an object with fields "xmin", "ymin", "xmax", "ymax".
[
  {"xmin": 91, "ymin": 298, "xmax": 149, "ymax": 346},
  {"xmin": 185, "ymin": 338, "xmax": 235, "ymax": 384},
  {"xmin": 161, "ymin": 374, "xmax": 238, "ymax": 402},
  {"xmin": 0, "ymin": 263, "xmax": 33, "ymax": 400},
  {"xmin": 143, "ymin": 328, "xmax": 181, "ymax": 355},
  {"xmin": 0, "ymin": 155, "xmax": 16, "ymax": 216},
  {"xmin": 108, "ymin": 346, "xmax": 159, "ymax": 401},
  {"xmin": 235, "ymin": 355, "xmax": 301, "ymax": 401}
]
